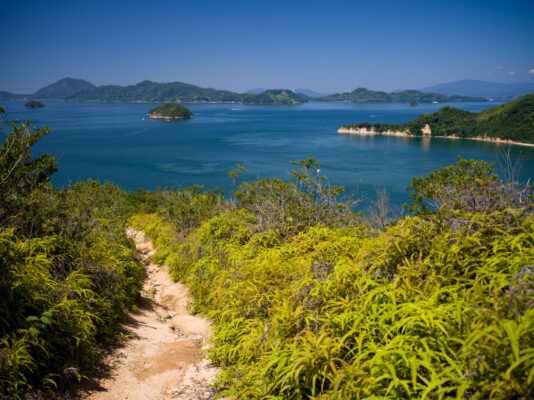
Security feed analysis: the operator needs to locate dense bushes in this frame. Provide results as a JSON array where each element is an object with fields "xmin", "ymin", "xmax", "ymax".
[
  {"xmin": 2, "ymin": 103, "xmax": 533, "ymax": 398},
  {"xmin": 0, "ymin": 111, "xmax": 145, "ymax": 396},
  {"xmin": 134, "ymin": 158, "xmax": 534, "ymax": 399}
]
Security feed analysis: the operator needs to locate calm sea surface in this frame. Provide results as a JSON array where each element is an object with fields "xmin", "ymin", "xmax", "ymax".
[{"xmin": 3, "ymin": 100, "xmax": 533, "ymax": 207}]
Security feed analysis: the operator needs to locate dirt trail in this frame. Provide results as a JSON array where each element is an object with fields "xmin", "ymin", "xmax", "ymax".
[{"xmin": 83, "ymin": 229, "xmax": 218, "ymax": 400}]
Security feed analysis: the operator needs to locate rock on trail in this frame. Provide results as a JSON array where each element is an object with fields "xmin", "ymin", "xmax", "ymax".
[{"xmin": 82, "ymin": 229, "xmax": 218, "ymax": 400}]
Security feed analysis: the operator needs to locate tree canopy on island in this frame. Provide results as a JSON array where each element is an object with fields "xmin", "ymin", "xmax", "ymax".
[
  {"xmin": 147, "ymin": 103, "xmax": 194, "ymax": 119},
  {"xmin": 341, "ymin": 94, "xmax": 534, "ymax": 143},
  {"xmin": 24, "ymin": 100, "xmax": 46, "ymax": 109}
]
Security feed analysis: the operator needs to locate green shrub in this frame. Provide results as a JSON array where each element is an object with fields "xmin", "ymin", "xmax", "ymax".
[
  {"xmin": 135, "ymin": 159, "xmax": 534, "ymax": 399},
  {"xmin": 0, "ymin": 112, "xmax": 145, "ymax": 396}
]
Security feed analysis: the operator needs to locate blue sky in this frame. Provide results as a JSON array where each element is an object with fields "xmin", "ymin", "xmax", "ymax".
[{"xmin": 1, "ymin": 0, "xmax": 533, "ymax": 93}]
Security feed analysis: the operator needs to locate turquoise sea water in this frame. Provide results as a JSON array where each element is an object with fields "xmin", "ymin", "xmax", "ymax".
[{"xmin": 3, "ymin": 100, "xmax": 533, "ymax": 207}]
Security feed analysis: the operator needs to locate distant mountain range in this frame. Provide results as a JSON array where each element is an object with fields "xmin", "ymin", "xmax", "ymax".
[
  {"xmin": 1, "ymin": 77, "xmax": 500, "ymax": 105},
  {"xmin": 419, "ymin": 80, "xmax": 534, "ymax": 99},
  {"xmin": 316, "ymin": 88, "xmax": 486, "ymax": 103}
]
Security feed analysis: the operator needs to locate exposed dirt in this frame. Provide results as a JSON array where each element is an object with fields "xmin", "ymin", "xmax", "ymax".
[{"xmin": 81, "ymin": 229, "xmax": 218, "ymax": 400}]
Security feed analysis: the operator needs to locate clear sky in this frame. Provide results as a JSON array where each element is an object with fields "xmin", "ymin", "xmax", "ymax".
[{"xmin": 1, "ymin": 0, "xmax": 533, "ymax": 94}]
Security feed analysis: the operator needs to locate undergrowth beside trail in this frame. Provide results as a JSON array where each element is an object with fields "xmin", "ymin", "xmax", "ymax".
[
  {"xmin": 132, "ymin": 158, "xmax": 534, "ymax": 399},
  {"xmin": 0, "ymin": 109, "xmax": 145, "ymax": 396}
]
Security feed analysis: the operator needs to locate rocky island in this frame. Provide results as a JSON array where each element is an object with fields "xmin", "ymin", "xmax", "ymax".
[
  {"xmin": 338, "ymin": 94, "xmax": 534, "ymax": 145},
  {"xmin": 147, "ymin": 103, "xmax": 194, "ymax": 120},
  {"xmin": 24, "ymin": 100, "xmax": 45, "ymax": 109}
]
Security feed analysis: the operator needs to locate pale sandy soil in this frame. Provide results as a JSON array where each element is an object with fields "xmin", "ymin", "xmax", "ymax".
[{"xmin": 80, "ymin": 229, "xmax": 218, "ymax": 400}]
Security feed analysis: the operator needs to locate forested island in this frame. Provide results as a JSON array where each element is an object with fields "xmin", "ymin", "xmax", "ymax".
[
  {"xmin": 68, "ymin": 80, "xmax": 244, "ymax": 103},
  {"xmin": 24, "ymin": 100, "xmax": 45, "ymax": 109},
  {"xmin": 2, "ymin": 101, "xmax": 533, "ymax": 399},
  {"xmin": 147, "ymin": 103, "xmax": 194, "ymax": 119},
  {"xmin": 241, "ymin": 89, "xmax": 307, "ymax": 105},
  {"xmin": 339, "ymin": 94, "xmax": 534, "ymax": 144},
  {"xmin": 317, "ymin": 87, "xmax": 487, "ymax": 103}
]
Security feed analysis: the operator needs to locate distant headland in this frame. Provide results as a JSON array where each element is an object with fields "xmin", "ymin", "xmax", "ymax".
[{"xmin": 338, "ymin": 94, "xmax": 534, "ymax": 146}]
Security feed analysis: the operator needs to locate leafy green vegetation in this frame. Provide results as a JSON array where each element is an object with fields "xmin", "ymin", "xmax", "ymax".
[
  {"xmin": 2, "ymin": 103, "xmax": 533, "ymax": 399},
  {"xmin": 317, "ymin": 87, "xmax": 487, "ymax": 103},
  {"xmin": 147, "ymin": 103, "xmax": 194, "ymax": 119},
  {"xmin": 342, "ymin": 94, "xmax": 534, "ymax": 143},
  {"xmin": 132, "ymin": 157, "xmax": 534, "ymax": 399},
  {"xmin": 0, "ymin": 107, "xmax": 144, "ymax": 396},
  {"xmin": 242, "ymin": 90, "xmax": 308, "ymax": 105},
  {"xmin": 24, "ymin": 100, "xmax": 45, "ymax": 109}
]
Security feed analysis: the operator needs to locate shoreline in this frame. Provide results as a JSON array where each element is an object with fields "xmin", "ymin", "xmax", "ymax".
[
  {"xmin": 147, "ymin": 114, "xmax": 193, "ymax": 120},
  {"xmin": 338, "ymin": 126, "xmax": 534, "ymax": 147}
]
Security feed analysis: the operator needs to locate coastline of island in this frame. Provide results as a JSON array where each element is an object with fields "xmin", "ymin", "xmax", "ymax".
[
  {"xmin": 337, "ymin": 126, "xmax": 534, "ymax": 147},
  {"xmin": 337, "ymin": 94, "xmax": 534, "ymax": 147}
]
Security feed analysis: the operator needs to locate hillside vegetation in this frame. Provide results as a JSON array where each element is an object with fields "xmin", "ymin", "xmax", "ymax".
[
  {"xmin": 32, "ymin": 78, "xmax": 96, "ymax": 100},
  {"xmin": 0, "ymin": 107, "xmax": 144, "ymax": 396},
  {"xmin": 1, "ymin": 106, "xmax": 533, "ymax": 399},
  {"xmin": 342, "ymin": 94, "xmax": 534, "ymax": 144},
  {"xmin": 66, "ymin": 80, "xmax": 244, "ymax": 103},
  {"xmin": 317, "ymin": 87, "xmax": 487, "ymax": 103},
  {"xmin": 131, "ymin": 158, "xmax": 534, "ymax": 399},
  {"xmin": 242, "ymin": 89, "xmax": 308, "ymax": 105}
]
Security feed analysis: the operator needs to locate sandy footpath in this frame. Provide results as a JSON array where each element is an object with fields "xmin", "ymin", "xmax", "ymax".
[{"xmin": 81, "ymin": 229, "xmax": 218, "ymax": 400}]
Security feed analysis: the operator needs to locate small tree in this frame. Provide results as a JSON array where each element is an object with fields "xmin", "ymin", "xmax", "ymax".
[
  {"xmin": 0, "ymin": 106, "xmax": 57, "ymax": 226},
  {"xmin": 404, "ymin": 156, "xmax": 532, "ymax": 215}
]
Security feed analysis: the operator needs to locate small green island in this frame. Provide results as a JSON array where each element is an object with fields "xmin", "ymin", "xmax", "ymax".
[
  {"xmin": 242, "ymin": 89, "xmax": 307, "ymax": 105},
  {"xmin": 338, "ymin": 94, "xmax": 534, "ymax": 145},
  {"xmin": 147, "ymin": 103, "xmax": 194, "ymax": 119},
  {"xmin": 24, "ymin": 100, "xmax": 45, "ymax": 109}
]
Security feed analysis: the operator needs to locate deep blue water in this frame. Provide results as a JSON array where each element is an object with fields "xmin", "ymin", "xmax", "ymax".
[{"xmin": 3, "ymin": 100, "xmax": 533, "ymax": 207}]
